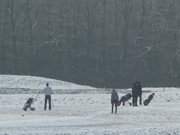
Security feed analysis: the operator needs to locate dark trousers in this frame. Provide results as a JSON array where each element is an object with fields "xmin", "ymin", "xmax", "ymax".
[
  {"xmin": 44, "ymin": 95, "xmax": 51, "ymax": 110},
  {"xmin": 138, "ymin": 94, "xmax": 142, "ymax": 105},
  {"xmin": 132, "ymin": 96, "xmax": 137, "ymax": 106},
  {"xmin": 132, "ymin": 94, "xmax": 142, "ymax": 106},
  {"xmin": 111, "ymin": 102, "xmax": 117, "ymax": 114},
  {"xmin": 119, "ymin": 98, "xmax": 126, "ymax": 106}
]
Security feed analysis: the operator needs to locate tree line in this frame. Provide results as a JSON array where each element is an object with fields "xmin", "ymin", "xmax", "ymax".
[{"xmin": 0, "ymin": 0, "xmax": 180, "ymax": 88}]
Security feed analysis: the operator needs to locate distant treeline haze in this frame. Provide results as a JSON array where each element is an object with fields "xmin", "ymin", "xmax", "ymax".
[{"xmin": 0, "ymin": 0, "xmax": 180, "ymax": 88}]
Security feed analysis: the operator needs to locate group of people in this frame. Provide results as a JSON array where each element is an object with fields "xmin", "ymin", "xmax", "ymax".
[
  {"xmin": 43, "ymin": 81, "xmax": 142, "ymax": 112},
  {"xmin": 26, "ymin": 81, "xmax": 143, "ymax": 112},
  {"xmin": 111, "ymin": 81, "xmax": 142, "ymax": 114}
]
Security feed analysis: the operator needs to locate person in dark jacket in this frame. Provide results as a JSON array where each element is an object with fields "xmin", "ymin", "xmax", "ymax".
[
  {"xmin": 137, "ymin": 81, "xmax": 142, "ymax": 105},
  {"xmin": 111, "ymin": 89, "xmax": 119, "ymax": 114},
  {"xmin": 132, "ymin": 82, "xmax": 137, "ymax": 106},
  {"xmin": 132, "ymin": 81, "xmax": 142, "ymax": 106}
]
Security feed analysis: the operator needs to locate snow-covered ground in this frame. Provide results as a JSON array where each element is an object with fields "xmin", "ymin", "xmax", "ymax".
[
  {"xmin": 0, "ymin": 75, "xmax": 95, "ymax": 94},
  {"xmin": 1, "ymin": 89, "xmax": 180, "ymax": 135},
  {"xmin": 0, "ymin": 75, "xmax": 94, "ymax": 90},
  {"xmin": 0, "ymin": 75, "xmax": 180, "ymax": 135}
]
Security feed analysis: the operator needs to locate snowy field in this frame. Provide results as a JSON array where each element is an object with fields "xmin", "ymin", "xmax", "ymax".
[
  {"xmin": 0, "ymin": 75, "xmax": 180, "ymax": 135},
  {"xmin": 0, "ymin": 75, "xmax": 94, "ymax": 90}
]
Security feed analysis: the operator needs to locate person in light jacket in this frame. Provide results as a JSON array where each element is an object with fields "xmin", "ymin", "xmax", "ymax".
[{"xmin": 43, "ymin": 83, "xmax": 53, "ymax": 111}]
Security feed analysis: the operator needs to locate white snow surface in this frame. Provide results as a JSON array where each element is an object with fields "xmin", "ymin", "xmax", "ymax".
[
  {"xmin": 0, "ymin": 75, "xmax": 180, "ymax": 134},
  {"xmin": 1, "ymin": 86, "xmax": 180, "ymax": 134},
  {"xmin": 0, "ymin": 75, "xmax": 94, "ymax": 89}
]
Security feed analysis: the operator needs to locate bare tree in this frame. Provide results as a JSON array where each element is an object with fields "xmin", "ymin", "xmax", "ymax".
[
  {"xmin": 0, "ymin": 1, "xmax": 5, "ymax": 72},
  {"xmin": 47, "ymin": 0, "xmax": 51, "ymax": 44},
  {"xmin": 114, "ymin": 0, "xmax": 120, "ymax": 41},
  {"xmin": 26, "ymin": 0, "xmax": 33, "ymax": 48},
  {"xmin": 8, "ymin": 0, "xmax": 17, "ymax": 71},
  {"xmin": 121, "ymin": 0, "xmax": 131, "ymax": 62}
]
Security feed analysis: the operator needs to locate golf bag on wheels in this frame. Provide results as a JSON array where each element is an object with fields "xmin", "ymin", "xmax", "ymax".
[
  {"xmin": 23, "ymin": 97, "xmax": 35, "ymax": 111},
  {"xmin": 22, "ymin": 92, "xmax": 40, "ymax": 111},
  {"xmin": 143, "ymin": 93, "xmax": 155, "ymax": 106}
]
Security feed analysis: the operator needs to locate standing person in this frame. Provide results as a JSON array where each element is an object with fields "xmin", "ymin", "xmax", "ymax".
[
  {"xmin": 132, "ymin": 82, "xmax": 138, "ymax": 106},
  {"xmin": 136, "ymin": 81, "xmax": 142, "ymax": 105},
  {"xmin": 111, "ymin": 89, "xmax": 119, "ymax": 114},
  {"xmin": 43, "ymin": 83, "xmax": 53, "ymax": 111},
  {"xmin": 132, "ymin": 81, "xmax": 142, "ymax": 106}
]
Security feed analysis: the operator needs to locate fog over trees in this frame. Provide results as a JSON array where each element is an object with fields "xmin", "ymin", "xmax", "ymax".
[{"xmin": 0, "ymin": 0, "xmax": 180, "ymax": 88}]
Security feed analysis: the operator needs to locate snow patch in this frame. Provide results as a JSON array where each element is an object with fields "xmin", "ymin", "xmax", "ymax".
[{"xmin": 0, "ymin": 75, "xmax": 94, "ymax": 90}]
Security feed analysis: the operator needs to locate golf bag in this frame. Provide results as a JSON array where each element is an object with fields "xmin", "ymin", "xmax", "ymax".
[
  {"xmin": 143, "ymin": 93, "xmax": 155, "ymax": 106},
  {"xmin": 22, "ymin": 91, "xmax": 41, "ymax": 111},
  {"xmin": 23, "ymin": 97, "xmax": 36, "ymax": 111}
]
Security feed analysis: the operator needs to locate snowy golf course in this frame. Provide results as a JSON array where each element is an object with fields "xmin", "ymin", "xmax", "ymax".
[{"xmin": 0, "ymin": 75, "xmax": 180, "ymax": 135}]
